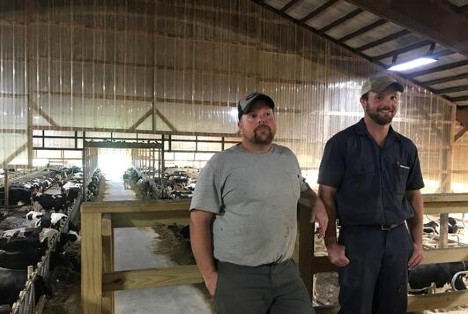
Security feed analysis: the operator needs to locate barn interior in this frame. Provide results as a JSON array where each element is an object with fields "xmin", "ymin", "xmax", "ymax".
[{"xmin": 1, "ymin": 0, "xmax": 468, "ymax": 313}]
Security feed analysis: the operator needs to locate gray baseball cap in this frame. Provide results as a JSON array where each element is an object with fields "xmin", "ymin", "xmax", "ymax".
[
  {"xmin": 238, "ymin": 92, "xmax": 275, "ymax": 120},
  {"xmin": 361, "ymin": 75, "xmax": 404, "ymax": 97}
]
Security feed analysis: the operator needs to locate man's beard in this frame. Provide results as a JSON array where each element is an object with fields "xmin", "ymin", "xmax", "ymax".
[
  {"xmin": 253, "ymin": 125, "xmax": 274, "ymax": 145},
  {"xmin": 365, "ymin": 105, "xmax": 395, "ymax": 126}
]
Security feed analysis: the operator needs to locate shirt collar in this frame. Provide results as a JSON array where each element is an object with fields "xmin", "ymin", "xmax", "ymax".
[{"xmin": 355, "ymin": 118, "xmax": 401, "ymax": 142}]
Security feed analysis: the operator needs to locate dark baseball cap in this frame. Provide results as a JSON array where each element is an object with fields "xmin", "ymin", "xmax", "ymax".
[
  {"xmin": 238, "ymin": 92, "xmax": 275, "ymax": 120},
  {"xmin": 361, "ymin": 75, "xmax": 404, "ymax": 97}
]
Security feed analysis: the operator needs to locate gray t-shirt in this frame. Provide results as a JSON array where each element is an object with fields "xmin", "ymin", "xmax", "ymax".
[{"xmin": 190, "ymin": 143, "xmax": 308, "ymax": 266}]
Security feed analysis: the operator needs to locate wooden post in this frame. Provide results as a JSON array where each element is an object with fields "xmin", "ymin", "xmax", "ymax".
[
  {"xmin": 102, "ymin": 214, "xmax": 114, "ymax": 314},
  {"xmin": 4, "ymin": 169, "xmax": 8, "ymax": 210},
  {"xmin": 81, "ymin": 211, "xmax": 103, "ymax": 314},
  {"xmin": 298, "ymin": 205, "xmax": 314, "ymax": 298}
]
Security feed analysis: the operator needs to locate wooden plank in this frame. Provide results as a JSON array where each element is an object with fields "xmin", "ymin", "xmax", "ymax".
[
  {"xmin": 81, "ymin": 212, "xmax": 103, "ymax": 314},
  {"xmin": 408, "ymin": 290, "xmax": 468, "ymax": 311},
  {"xmin": 101, "ymin": 214, "xmax": 114, "ymax": 314},
  {"xmin": 81, "ymin": 200, "xmax": 190, "ymax": 214},
  {"xmin": 422, "ymin": 247, "xmax": 468, "ymax": 264},
  {"xmin": 424, "ymin": 201, "xmax": 468, "ymax": 215},
  {"xmin": 423, "ymin": 193, "xmax": 468, "ymax": 202},
  {"xmin": 102, "ymin": 265, "xmax": 203, "ymax": 292},
  {"xmin": 439, "ymin": 214, "xmax": 449, "ymax": 248},
  {"xmin": 311, "ymin": 247, "xmax": 468, "ymax": 272},
  {"xmin": 110, "ymin": 212, "xmax": 189, "ymax": 228},
  {"xmin": 298, "ymin": 205, "xmax": 314, "ymax": 297}
]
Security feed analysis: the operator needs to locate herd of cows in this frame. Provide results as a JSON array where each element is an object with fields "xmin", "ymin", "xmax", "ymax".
[
  {"xmin": 1, "ymin": 164, "xmax": 468, "ymax": 311},
  {"xmin": 0, "ymin": 166, "xmax": 97, "ymax": 312},
  {"xmin": 128, "ymin": 166, "xmax": 198, "ymax": 200},
  {"xmin": 406, "ymin": 218, "xmax": 468, "ymax": 294}
]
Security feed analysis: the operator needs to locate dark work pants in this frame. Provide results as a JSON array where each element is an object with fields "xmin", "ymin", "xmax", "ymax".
[
  {"xmin": 338, "ymin": 224, "xmax": 414, "ymax": 314},
  {"xmin": 215, "ymin": 259, "xmax": 314, "ymax": 314}
]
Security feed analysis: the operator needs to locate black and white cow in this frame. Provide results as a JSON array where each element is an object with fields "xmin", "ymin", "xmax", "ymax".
[
  {"xmin": 26, "ymin": 211, "xmax": 45, "ymax": 228},
  {"xmin": 0, "ymin": 268, "xmax": 52, "ymax": 307},
  {"xmin": 1, "ymin": 227, "xmax": 40, "ymax": 240},
  {"xmin": 0, "ymin": 236, "xmax": 47, "ymax": 252},
  {"xmin": 25, "ymin": 211, "xmax": 68, "ymax": 230},
  {"xmin": 408, "ymin": 261, "xmax": 468, "ymax": 293},
  {"xmin": 33, "ymin": 193, "xmax": 70, "ymax": 212}
]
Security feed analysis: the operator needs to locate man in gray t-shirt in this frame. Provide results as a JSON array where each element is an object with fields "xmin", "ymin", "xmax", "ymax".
[{"xmin": 190, "ymin": 92, "xmax": 328, "ymax": 314}]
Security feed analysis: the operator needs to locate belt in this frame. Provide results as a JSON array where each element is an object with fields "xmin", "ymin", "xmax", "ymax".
[{"xmin": 380, "ymin": 223, "xmax": 404, "ymax": 231}]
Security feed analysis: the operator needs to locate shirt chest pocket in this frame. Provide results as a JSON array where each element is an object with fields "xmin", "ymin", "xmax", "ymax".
[{"xmin": 394, "ymin": 163, "xmax": 410, "ymax": 194}]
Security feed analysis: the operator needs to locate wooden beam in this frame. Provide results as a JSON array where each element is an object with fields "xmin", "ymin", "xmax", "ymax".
[
  {"xmin": 298, "ymin": 205, "xmax": 314, "ymax": 297},
  {"xmin": 345, "ymin": 0, "xmax": 468, "ymax": 57},
  {"xmin": 2, "ymin": 143, "xmax": 28, "ymax": 167},
  {"xmin": 423, "ymin": 193, "xmax": 468, "ymax": 202},
  {"xmin": 101, "ymin": 214, "xmax": 114, "ymax": 314},
  {"xmin": 424, "ymin": 201, "xmax": 468, "ymax": 215},
  {"xmin": 455, "ymin": 126, "xmax": 468, "ymax": 142},
  {"xmin": 83, "ymin": 141, "xmax": 162, "ymax": 149},
  {"xmin": 102, "ymin": 265, "xmax": 203, "ymax": 292},
  {"xmin": 456, "ymin": 107, "xmax": 468, "ymax": 127},
  {"xmin": 31, "ymin": 103, "xmax": 60, "ymax": 128},
  {"xmin": 129, "ymin": 108, "xmax": 153, "ymax": 131},
  {"xmin": 408, "ymin": 291, "xmax": 468, "ymax": 312},
  {"xmin": 155, "ymin": 108, "xmax": 177, "ymax": 132},
  {"xmin": 81, "ymin": 212, "xmax": 103, "ymax": 314},
  {"xmin": 81, "ymin": 200, "xmax": 190, "ymax": 214}
]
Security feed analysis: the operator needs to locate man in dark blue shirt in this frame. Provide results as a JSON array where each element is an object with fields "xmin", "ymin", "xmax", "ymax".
[{"xmin": 318, "ymin": 75, "xmax": 425, "ymax": 313}]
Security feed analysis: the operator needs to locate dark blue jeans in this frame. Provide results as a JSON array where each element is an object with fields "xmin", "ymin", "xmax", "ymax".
[
  {"xmin": 215, "ymin": 259, "xmax": 314, "ymax": 314},
  {"xmin": 338, "ymin": 224, "xmax": 414, "ymax": 314}
]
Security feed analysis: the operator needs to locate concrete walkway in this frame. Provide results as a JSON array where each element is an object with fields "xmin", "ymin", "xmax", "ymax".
[{"xmin": 101, "ymin": 175, "xmax": 212, "ymax": 314}]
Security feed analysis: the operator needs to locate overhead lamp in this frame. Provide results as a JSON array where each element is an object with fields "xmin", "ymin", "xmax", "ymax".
[
  {"xmin": 388, "ymin": 42, "xmax": 438, "ymax": 72},
  {"xmin": 387, "ymin": 57, "xmax": 438, "ymax": 72}
]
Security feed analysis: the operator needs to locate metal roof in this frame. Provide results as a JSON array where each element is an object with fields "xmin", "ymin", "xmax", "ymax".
[{"xmin": 256, "ymin": 0, "xmax": 468, "ymax": 127}]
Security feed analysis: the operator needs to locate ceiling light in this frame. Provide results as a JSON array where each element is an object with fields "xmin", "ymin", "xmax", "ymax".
[{"xmin": 388, "ymin": 57, "xmax": 437, "ymax": 72}]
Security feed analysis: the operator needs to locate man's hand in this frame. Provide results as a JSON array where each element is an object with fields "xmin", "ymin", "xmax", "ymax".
[
  {"xmin": 408, "ymin": 243, "xmax": 424, "ymax": 269},
  {"xmin": 310, "ymin": 198, "xmax": 328, "ymax": 238},
  {"xmin": 326, "ymin": 242, "xmax": 350, "ymax": 267},
  {"xmin": 204, "ymin": 270, "xmax": 218, "ymax": 296}
]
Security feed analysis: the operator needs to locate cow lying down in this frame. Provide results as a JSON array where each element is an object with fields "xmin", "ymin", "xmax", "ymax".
[
  {"xmin": 408, "ymin": 261, "xmax": 468, "ymax": 294},
  {"xmin": 0, "ymin": 267, "xmax": 52, "ymax": 307}
]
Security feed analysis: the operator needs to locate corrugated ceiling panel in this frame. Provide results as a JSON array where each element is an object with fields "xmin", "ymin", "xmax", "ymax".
[{"xmin": 304, "ymin": 1, "xmax": 356, "ymax": 30}]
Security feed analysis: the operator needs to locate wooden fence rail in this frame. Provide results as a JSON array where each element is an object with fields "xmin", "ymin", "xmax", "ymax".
[{"xmin": 81, "ymin": 193, "xmax": 468, "ymax": 314}]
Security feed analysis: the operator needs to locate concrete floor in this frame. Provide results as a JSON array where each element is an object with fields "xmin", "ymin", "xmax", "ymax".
[{"xmin": 101, "ymin": 174, "xmax": 212, "ymax": 314}]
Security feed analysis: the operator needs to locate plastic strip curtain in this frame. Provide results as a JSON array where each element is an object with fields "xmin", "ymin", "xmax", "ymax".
[{"xmin": 0, "ymin": 0, "xmax": 466, "ymax": 192}]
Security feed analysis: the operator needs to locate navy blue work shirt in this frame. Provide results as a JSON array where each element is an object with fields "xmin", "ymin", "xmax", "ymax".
[{"xmin": 318, "ymin": 118, "xmax": 424, "ymax": 226}]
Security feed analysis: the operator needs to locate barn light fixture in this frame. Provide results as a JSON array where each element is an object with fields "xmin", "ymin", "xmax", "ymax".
[
  {"xmin": 387, "ymin": 56, "xmax": 437, "ymax": 72},
  {"xmin": 388, "ymin": 42, "xmax": 438, "ymax": 72}
]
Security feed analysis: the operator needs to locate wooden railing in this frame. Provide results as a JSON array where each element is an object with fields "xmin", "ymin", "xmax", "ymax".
[{"xmin": 81, "ymin": 193, "xmax": 468, "ymax": 314}]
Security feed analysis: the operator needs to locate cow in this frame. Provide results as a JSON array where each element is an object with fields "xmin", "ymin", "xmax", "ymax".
[
  {"xmin": 1, "ymin": 227, "xmax": 40, "ymax": 240},
  {"xmin": 27, "ymin": 211, "xmax": 68, "ymax": 230},
  {"xmin": 33, "ymin": 193, "xmax": 70, "ymax": 212},
  {"xmin": 408, "ymin": 261, "xmax": 468, "ymax": 294},
  {"xmin": 26, "ymin": 211, "xmax": 45, "ymax": 228},
  {"xmin": 423, "ymin": 217, "xmax": 461, "ymax": 235},
  {"xmin": 0, "ymin": 236, "xmax": 48, "ymax": 252},
  {"xmin": 0, "ymin": 246, "xmax": 47, "ymax": 270},
  {"xmin": 0, "ymin": 268, "xmax": 52, "ymax": 307},
  {"xmin": 50, "ymin": 213, "xmax": 68, "ymax": 230},
  {"xmin": 423, "ymin": 221, "xmax": 438, "ymax": 234},
  {"xmin": 7, "ymin": 185, "xmax": 33, "ymax": 206}
]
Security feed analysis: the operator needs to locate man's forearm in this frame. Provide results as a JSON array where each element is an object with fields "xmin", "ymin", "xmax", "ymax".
[
  {"xmin": 190, "ymin": 211, "xmax": 216, "ymax": 279},
  {"xmin": 406, "ymin": 190, "xmax": 424, "ymax": 247},
  {"xmin": 318, "ymin": 186, "xmax": 338, "ymax": 246}
]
